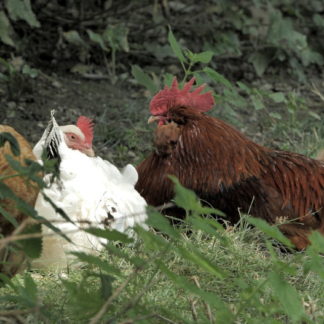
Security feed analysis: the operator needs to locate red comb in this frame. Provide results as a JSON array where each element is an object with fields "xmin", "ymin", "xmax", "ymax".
[
  {"xmin": 150, "ymin": 77, "xmax": 215, "ymax": 115},
  {"xmin": 76, "ymin": 116, "xmax": 94, "ymax": 145}
]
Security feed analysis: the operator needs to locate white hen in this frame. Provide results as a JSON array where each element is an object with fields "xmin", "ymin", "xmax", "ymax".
[{"xmin": 33, "ymin": 111, "xmax": 147, "ymax": 269}]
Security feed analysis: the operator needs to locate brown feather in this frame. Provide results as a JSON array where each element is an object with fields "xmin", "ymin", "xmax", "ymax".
[
  {"xmin": 136, "ymin": 106, "xmax": 324, "ymax": 249},
  {"xmin": 0, "ymin": 125, "xmax": 39, "ymax": 277}
]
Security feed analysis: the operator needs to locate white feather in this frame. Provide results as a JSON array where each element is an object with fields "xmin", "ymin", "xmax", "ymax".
[{"xmin": 33, "ymin": 114, "xmax": 147, "ymax": 270}]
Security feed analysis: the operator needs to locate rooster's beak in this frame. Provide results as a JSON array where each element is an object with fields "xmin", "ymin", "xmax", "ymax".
[{"xmin": 148, "ymin": 116, "xmax": 160, "ymax": 124}]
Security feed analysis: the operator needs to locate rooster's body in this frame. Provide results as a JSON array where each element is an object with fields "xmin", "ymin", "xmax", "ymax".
[
  {"xmin": 0, "ymin": 125, "xmax": 39, "ymax": 276},
  {"xmin": 136, "ymin": 78, "xmax": 324, "ymax": 250},
  {"xmin": 33, "ymin": 113, "xmax": 147, "ymax": 269}
]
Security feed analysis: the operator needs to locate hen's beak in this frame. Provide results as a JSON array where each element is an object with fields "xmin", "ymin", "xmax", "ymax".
[
  {"xmin": 148, "ymin": 116, "xmax": 160, "ymax": 124},
  {"xmin": 82, "ymin": 147, "xmax": 95, "ymax": 157}
]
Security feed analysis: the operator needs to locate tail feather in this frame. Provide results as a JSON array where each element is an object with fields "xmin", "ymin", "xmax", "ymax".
[{"xmin": 42, "ymin": 110, "xmax": 65, "ymax": 162}]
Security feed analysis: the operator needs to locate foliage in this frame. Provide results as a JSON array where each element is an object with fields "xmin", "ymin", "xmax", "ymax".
[
  {"xmin": 0, "ymin": 2, "xmax": 324, "ymax": 323},
  {"xmin": 0, "ymin": 56, "xmax": 38, "ymax": 100},
  {"xmin": 1, "ymin": 0, "xmax": 324, "ymax": 81},
  {"xmin": 0, "ymin": 175, "xmax": 324, "ymax": 322}
]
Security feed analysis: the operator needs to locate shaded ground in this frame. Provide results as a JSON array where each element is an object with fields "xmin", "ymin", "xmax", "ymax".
[
  {"xmin": 1, "ymin": 69, "xmax": 324, "ymax": 168},
  {"xmin": 0, "ymin": 73, "xmax": 151, "ymax": 166}
]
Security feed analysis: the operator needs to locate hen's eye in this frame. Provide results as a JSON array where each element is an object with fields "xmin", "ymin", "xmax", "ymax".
[{"xmin": 70, "ymin": 135, "xmax": 76, "ymax": 140}]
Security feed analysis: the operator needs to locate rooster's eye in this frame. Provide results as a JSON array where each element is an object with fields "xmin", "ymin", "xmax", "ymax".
[{"xmin": 70, "ymin": 135, "xmax": 76, "ymax": 140}]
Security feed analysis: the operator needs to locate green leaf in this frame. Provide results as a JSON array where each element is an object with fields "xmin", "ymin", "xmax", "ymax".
[
  {"xmin": 99, "ymin": 274, "xmax": 115, "ymax": 299},
  {"xmin": 247, "ymin": 217, "xmax": 293, "ymax": 248},
  {"xmin": 23, "ymin": 274, "xmax": 38, "ymax": 304},
  {"xmin": 6, "ymin": 0, "xmax": 40, "ymax": 27},
  {"xmin": 308, "ymin": 231, "xmax": 324, "ymax": 253},
  {"xmin": 131, "ymin": 65, "xmax": 157, "ymax": 95},
  {"xmin": 157, "ymin": 261, "xmax": 234, "ymax": 323},
  {"xmin": 42, "ymin": 193, "xmax": 75, "ymax": 226},
  {"xmin": 190, "ymin": 51, "xmax": 214, "ymax": 64},
  {"xmin": 0, "ymin": 205, "xmax": 18, "ymax": 227},
  {"xmin": 169, "ymin": 175, "xmax": 199, "ymax": 211},
  {"xmin": 0, "ymin": 11, "xmax": 15, "ymax": 46},
  {"xmin": 168, "ymin": 28, "xmax": 186, "ymax": 63},
  {"xmin": 103, "ymin": 25, "xmax": 129, "ymax": 52},
  {"xmin": 86, "ymin": 29, "xmax": 108, "ymax": 51},
  {"xmin": 164, "ymin": 73, "xmax": 175, "ymax": 87},
  {"xmin": 313, "ymin": 14, "xmax": 324, "ymax": 28},
  {"xmin": 169, "ymin": 176, "xmax": 224, "ymax": 216},
  {"xmin": 71, "ymin": 252, "xmax": 122, "ymax": 276},
  {"xmin": 137, "ymin": 226, "xmax": 169, "ymax": 251},
  {"xmin": 176, "ymin": 245, "xmax": 226, "ymax": 278},
  {"xmin": 187, "ymin": 215, "xmax": 226, "ymax": 236},
  {"xmin": 250, "ymin": 52, "xmax": 272, "ymax": 77},
  {"xmin": 308, "ymin": 111, "xmax": 321, "ymax": 120},
  {"xmin": 85, "ymin": 228, "xmax": 133, "ymax": 244},
  {"xmin": 18, "ymin": 223, "xmax": 42, "ymax": 258},
  {"xmin": 0, "ymin": 72, "xmax": 9, "ymax": 81},
  {"xmin": 251, "ymin": 95, "xmax": 264, "ymax": 110},
  {"xmin": 203, "ymin": 67, "xmax": 233, "ymax": 89},
  {"xmin": 0, "ymin": 132, "xmax": 21, "ymax": 155},
  {"xmin": 269, "ymin": 112, "xmax": 282, "ymax": 120},
  {"xmin": 22, "ymin": 64, "xmax": 38, "ymax": 78},
  {"xmin": 236, "ymin": 81, "xmax": 251, "ymax": 94},
  {"xmin": 63, "ymin": 30, "xmax": 88, "ymax": 48},
  {"xmin": 268, "ymin": 271, "xmax": 306, "ymax": 322},
  {"xmin": 146, "ymin": 208, "xmax": 181, "ymax": 239},
  {"xmin": 269, "ymin": 92, "xmax": 286, "ymax": 103}
]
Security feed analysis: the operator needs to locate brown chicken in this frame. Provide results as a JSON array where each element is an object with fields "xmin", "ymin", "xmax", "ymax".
[
  {"xmin": 0, "ymin": 125, "xmax": 39, "ymax": 277},
  {"xmin": 136, "ymin": 77, "xmax": 324, "ymax": 250}
]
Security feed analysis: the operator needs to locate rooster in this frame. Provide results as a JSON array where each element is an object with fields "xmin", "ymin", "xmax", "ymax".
[
  {"xmin": 0, "ymin": 125, "xmax": 39, "ymax": 276},
  {"xmin": 136, "ymin": 77, "xmax": 324, "ymax": 250},
  {"xmin": 33, "ymin": 112, "xmax": 147, "ymax": 269}
]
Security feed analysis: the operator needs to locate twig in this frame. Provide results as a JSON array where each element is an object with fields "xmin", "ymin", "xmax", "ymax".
[
  {"xmin": 156, "ymin": 202, "xmax": 176, "ymax": 211},
  {"xmin": 81, "ymin": 73, "xmax": 110, "ymax": 80},
  {"xmin": 0, "ymin": 307, "xmax": 39, "ymax": 316},
  {"xmin": 189, "ymin": 297, "xmax": 198, "ymax": 322},
  {"xmin": 118, "ymin": 313, "xmax": 178, "ymax": 324},
  {"xmin": 192, "ymin": 276, "xmax": 214, "ymax": 324},
  {"xmin": 155, "ymin": 314, "xmax": 179, "ymax": 324}
]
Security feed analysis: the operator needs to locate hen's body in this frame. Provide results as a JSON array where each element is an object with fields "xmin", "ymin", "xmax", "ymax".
[
  {"xmin": 136, "ymin": 100, "xmax": 324, "ymax": 250},
  {"xmin": 0, "ymin": 125, "xmax": 39, "ymax": 276},
  {"xmin": 33, "ymin": 114, "xmax": 147, "ymax": 269}
]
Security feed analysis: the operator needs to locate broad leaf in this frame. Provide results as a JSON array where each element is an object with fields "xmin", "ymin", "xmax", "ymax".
[
  {"xmin": 190, "ymin": 51, "xmax": 214, "ymax": 64},
  {"xmin": 86, "ymin": 29, "xmax": 108, "ymax": 51},
  {"xmin": 203, "ymin": 67, "xmax": 233, "ymax": 89},
  {"xmin": 18, "ymin": 223, "xmax": 42, "ymax": 258},
  {"xmin": 6, "ymin": 0, "xmax": 40, "ymax": 27},
  {"xmin": 269, "ymin": 92, "xmax": 286, "ymax": 103},
  {"xmin": 63, "ymin": 30, "xmax": 88, "ymax": 48},
  {"xmin": 250, "ymin": 52, "xmax": 272, "ymax": 77},
  {"xmin": 71, "ymin": 252, "xmax": 122, "ymax": 276},
  {"xmin": 268, "ymin": 271, "xmax": 306, "ymax": 322},
  {"xmin": 0, "ymin": 11, "xmax": 15, "ymax": 46},
  {"xmin": 168, "ymin": 28, "xmax": 186, "ymax": 63},
  {"xmin": 131, "ymin": 65, "xmax": 157, "ymax": 95},
  {"xmin": 247, "ymin": 217, "xmax": 293, "ymax": 247},
  {"xmin": 85, "ymin": 228, "xmax": 133, "ymax": 244},
  {"xmin": 176, "ymin": 245, "xmax": 226, "ymax": 278},
  {"xmin": 146, "ymin": 208, "xmax": 181, "ymax": 239}
]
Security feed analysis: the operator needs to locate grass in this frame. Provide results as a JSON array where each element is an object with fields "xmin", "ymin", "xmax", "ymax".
[
  {"xmin": 1, "ymin": 76, "xmax": 324, "ymax": 323},
  {"xmin": 2, "ymin": 220, "xmax": 324, "ymax": 323}
]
